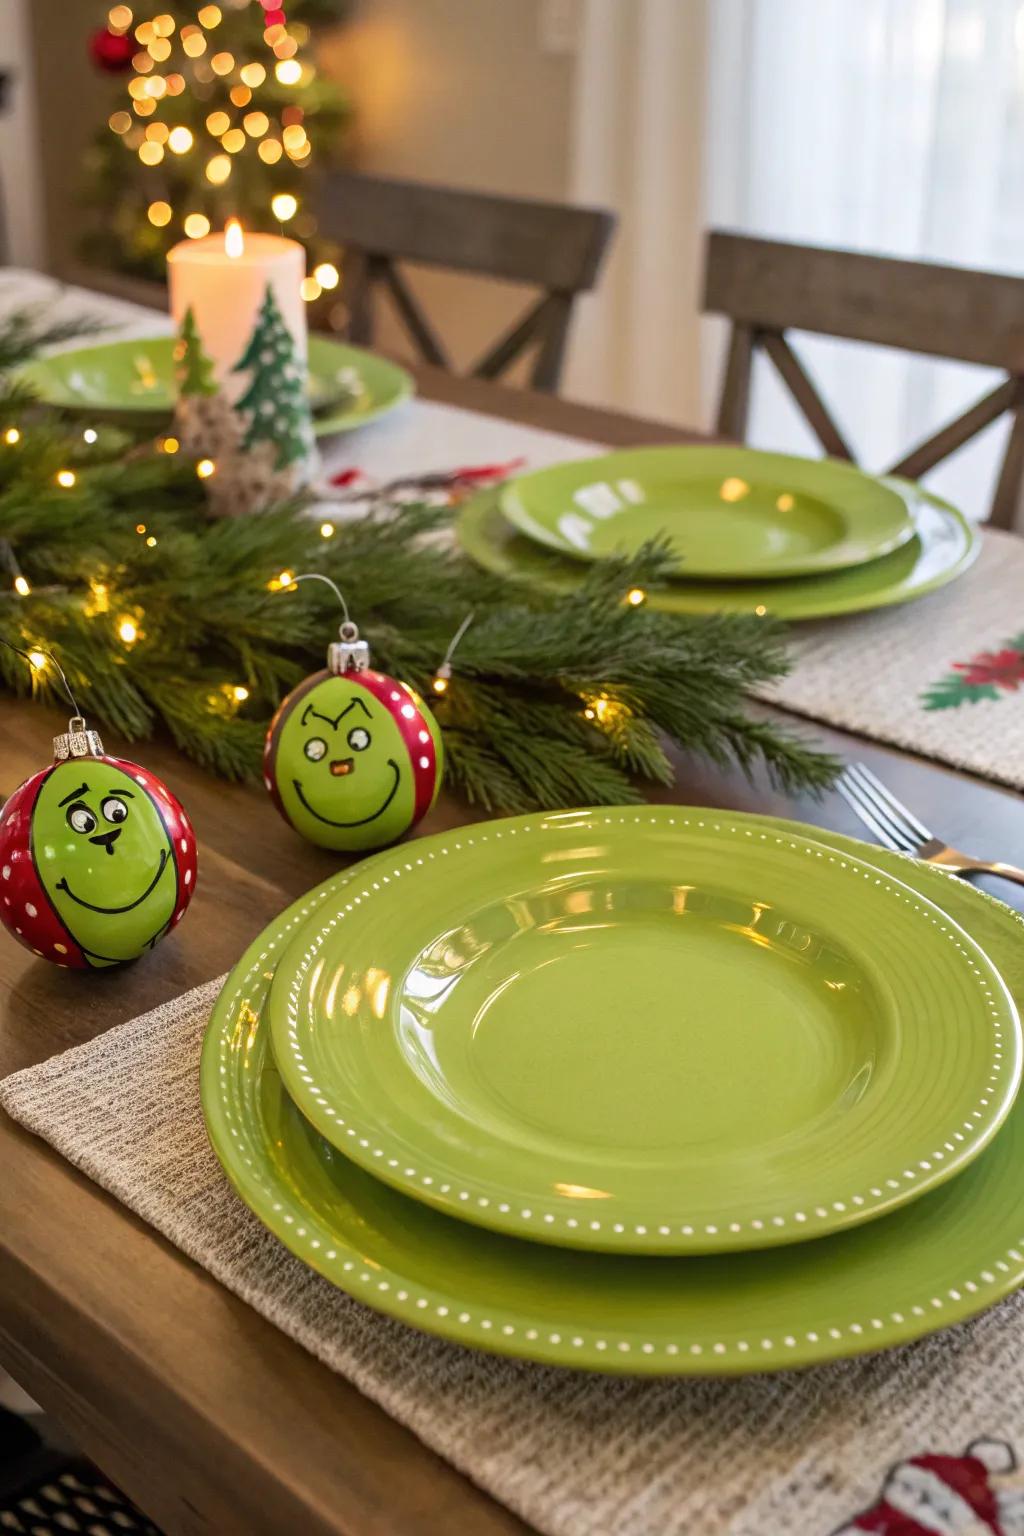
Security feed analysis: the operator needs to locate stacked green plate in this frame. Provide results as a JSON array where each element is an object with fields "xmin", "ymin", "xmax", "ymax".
[
  {"xmin": 18, "ymin": 334, "xmax": 414, "ymax": 438},
  {"xmin": 457, "ymin": 448, "xmax": 980, "ymax": 620},
  {"xmin": 201, "ymin": 807, "xmax": 1024, "ymax": 1376}
]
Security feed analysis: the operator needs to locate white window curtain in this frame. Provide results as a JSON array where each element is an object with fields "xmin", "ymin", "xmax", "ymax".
[
  {"xmin": 563, "ymin": 0, "xmax": 710, "ymax": 428},
  {"xmin": 568, "ymin": 0, "xmax": 1024, "ymax": 522}
]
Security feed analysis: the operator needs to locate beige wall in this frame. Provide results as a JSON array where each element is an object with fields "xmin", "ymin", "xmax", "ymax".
[
  {"xmin": 318, "ymin": 0, "xmax": 577, "ymax": 373},
  {"xmin": 25, "ymin": 0, "xmax": 115, "ymax": 276},
  {"xmin": 0, "ymin": 0, "xmax": 44, "ymax": 266}
]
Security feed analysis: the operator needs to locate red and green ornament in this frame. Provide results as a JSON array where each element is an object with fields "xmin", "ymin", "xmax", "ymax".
[
  {"xmin": 264, "ymin": 620, "xmax": 444, "ymax": 852},
  {"xmin": 0, "ymin": 716, "xmax": 197, "ymax": 969}
]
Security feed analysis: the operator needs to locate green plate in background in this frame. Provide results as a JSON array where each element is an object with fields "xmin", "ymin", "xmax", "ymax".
[
  {"xmin": 458, "ymin": 482, "xmax": 980, "ymax": 621},
  {"xmin": 18, "ymin": 334, "xmax": 414, "ymax": 437},
  {"xmin": 201, "ymin": 812, "xmax": 1024, "ymax": 1376},
  {"xmin": 501, "ymin": 447, "xmax": 915, "ymax": 578},
  {"xmin": 268, "ymin": 809, "xmax": 1019, "ymax": 1255}
]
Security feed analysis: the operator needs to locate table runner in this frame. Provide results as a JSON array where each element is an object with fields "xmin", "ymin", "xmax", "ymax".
[
  {"xmin": 5, "ymin": 974, "xmax": 1024, "ymax": 1536},
  {"xmin": 4, "ymin": 267, "xmax": 1023, "ymax": 792}
]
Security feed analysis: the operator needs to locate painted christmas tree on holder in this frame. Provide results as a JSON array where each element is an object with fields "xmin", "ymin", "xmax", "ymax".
[{"xmin": 172, "ymin": 286, "xmax": 318, "ymax": 519}]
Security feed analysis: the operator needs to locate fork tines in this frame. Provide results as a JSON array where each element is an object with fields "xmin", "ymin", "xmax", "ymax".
[{"xmin": 836, "ymin": 763, "xmax": 934, "ymax": 856}]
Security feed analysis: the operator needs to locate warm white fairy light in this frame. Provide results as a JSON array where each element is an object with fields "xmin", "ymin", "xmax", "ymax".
[
  {"xmin": 319, "ymin": 521, "xmax": 335, "ymax": 539},
  {"xmin": 626, "ymin": 587, "xmax": 646, "ymax": 606},
  {"xmin": 13, "ymin": 575, "xmax": 30, "ymax": 597},
  {"xmin": 56, "ymin": 469, "xmax": 77, "ymax": 488},
  {"xmin": 271, "ymin": 192, "xmax": 298, "ymax": 221},
  {"xmin": 83, "ymin": 428, "xmax": 98, "ymax": 444},
  {"xmin": 118, "ymin": 617, "xmax": 139, "ymax": 645},
  {"xmin": 28, "ymin": 650, "xmax": 47, "ymax": 671},
  {"xmin": 4, "ymin": 427, "xmax": 20, "ymax": 445},
  {"xmin": 196, "ymin": 457, "xmax": 216, "ymax": 478}
]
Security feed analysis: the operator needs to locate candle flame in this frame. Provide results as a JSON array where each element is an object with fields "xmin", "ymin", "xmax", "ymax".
[{"xmin": 224, "ymin": 217, "xmax": 244, "ymax": 258}]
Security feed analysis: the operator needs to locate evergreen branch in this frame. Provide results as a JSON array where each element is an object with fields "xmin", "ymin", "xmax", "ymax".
[{"xmin": 0, "ymin": 308, "xmax": 839, "ymax": 812}]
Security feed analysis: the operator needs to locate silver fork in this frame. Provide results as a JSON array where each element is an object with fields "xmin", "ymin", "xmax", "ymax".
[{"xmin": 836, "ymin": 762, "xmax": 1024, "ymax": 888}]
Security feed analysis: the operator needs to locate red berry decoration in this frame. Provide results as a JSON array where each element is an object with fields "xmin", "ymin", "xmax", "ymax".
[
  {"xmin": 88, "ymin": 25, "xmax": 136, "ymax": 73},
  {"xmin": 0, "ymin": 718, "xmax": 197, "ymax": 969}
]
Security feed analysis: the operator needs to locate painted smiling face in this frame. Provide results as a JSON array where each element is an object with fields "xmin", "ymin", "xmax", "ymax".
[
  {"xmin": 0, "ymin": 755, "xmax": 197, "ymax": 968},
  {"xmin": 264, "ymin": 668, "xmax": 444, "ymax": 852}
]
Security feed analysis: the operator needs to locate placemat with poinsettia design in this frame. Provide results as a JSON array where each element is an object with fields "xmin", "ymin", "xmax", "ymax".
[{"xmin": 768, "ymin": 530, "xmax": 1024, "ymax": 790}]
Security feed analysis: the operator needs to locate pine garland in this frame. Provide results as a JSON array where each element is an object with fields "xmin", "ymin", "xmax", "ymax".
[{"xmin": 0, "ymin": 314, "xmax": 838, "ymax": 810}]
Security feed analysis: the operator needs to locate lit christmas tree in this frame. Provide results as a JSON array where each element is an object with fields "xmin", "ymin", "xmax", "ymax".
[{"xmin": 82, "ymin": 1, "xmax": 351, "ymax": 297}]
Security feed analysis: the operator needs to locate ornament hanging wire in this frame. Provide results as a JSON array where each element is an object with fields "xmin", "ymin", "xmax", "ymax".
[
  {"xmin": 432, "ymin": 611, "xmax": 474, "ymax": 693},
  {"xmin": 288, "ymin": 572, "xmax": 368, "ymax": 673},
  {"xmin": 0, "ymin": 636, "xmax": 83, "ymax": 720},
  {"xmin": 0, "ymin": 636, "xmax": 102, "ymax": 758},
  {"xmin": 290, "ymin": 571, "xmax": 352, "ymax": 631}
]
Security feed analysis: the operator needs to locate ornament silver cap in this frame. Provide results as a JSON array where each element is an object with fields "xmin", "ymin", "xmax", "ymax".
[
  {"xmin": 328, "ymin": 620, "xmax": 370, "ymax": 675},
  {"xmin": 53, "ymin": 715, "xmax": 105, "ymax": 761}
]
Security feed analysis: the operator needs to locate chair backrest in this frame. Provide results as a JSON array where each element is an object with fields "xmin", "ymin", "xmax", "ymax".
[
  {"xmin": 317, "ymin": 171, "xmax": 616, "ymax": 393},
  {"xmin": 703, "ymin": 230, "xmax": 1024, "ymax": 530}
]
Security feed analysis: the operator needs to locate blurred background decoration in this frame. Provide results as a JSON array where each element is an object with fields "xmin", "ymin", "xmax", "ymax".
[{"xmin": 79, "ymin": 0, "xmax": 351, "ymax": 309}]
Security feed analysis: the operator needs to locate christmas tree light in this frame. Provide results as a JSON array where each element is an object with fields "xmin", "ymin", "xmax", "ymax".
[{"xmin": 82, "ymin": 1, "xmax": 351, "ymax": 286}]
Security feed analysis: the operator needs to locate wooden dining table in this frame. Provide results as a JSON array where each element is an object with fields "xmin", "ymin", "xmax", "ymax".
[{"xmin": 0, "ymin": 357, "xmax": 1022, "ymax": 1536}]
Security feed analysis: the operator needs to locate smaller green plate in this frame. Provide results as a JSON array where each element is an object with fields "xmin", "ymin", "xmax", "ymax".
[
  {"xmin": 459, "ymin": 481, "xmax": 980, "ymax": 621},
  {"xmin": 269, "ymin": 810, "xmax": 1020, "ymax": 1255},
  {"xmin": 18, "ymin": 335, "xmax": 414, "ymax": 438},
  {"xmin": 502, "ymin": 447, "xmax": 914, "ymax": 578}
]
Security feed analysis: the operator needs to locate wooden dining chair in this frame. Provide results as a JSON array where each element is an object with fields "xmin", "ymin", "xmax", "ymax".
[
  {"xmin": 316, "ymin": 171, "xmax": 615, "ymax": 393},
  {"xmin": 703, "ymin": 231, "xmax": 1024, "ymax": 529}
]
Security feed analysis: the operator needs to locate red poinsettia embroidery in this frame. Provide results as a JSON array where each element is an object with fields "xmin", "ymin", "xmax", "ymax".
[
  {"xmin": 923, "ymin": 632, "xmax": 1024, "ymax": 710},
  {"xmin": 953, "ymin": 649, "xmax": 1024, "ymax": 691}
]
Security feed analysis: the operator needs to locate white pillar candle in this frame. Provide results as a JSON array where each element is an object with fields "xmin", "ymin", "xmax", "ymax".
[{"xmin": 167, "ymin": 221, "xmax": 307, "ymax": 405}]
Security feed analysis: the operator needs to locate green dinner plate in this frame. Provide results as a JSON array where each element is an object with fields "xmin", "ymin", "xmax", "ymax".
[
  {"xmin": 501, "ymin": 447, "xmax": 915, "ymax": 578},
  {"xmin": 201, "ymin": 813, "xmax": 1024, "ymax": 1375},
  {"xmin": 268, "ymin": 809, "xmax": 1019, "ymax": 1256},
  {"xmin": 459, "ymin": 482, "xmax": 980, "ymax": 620},
  {"xmin": 18, "ymin": 335, "xmax": 414, "ymax": 437}
]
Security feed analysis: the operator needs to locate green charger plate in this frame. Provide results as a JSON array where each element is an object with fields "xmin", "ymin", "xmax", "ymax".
[
  {"xmin": 501, "ymin": 447, "xmax": 914, "ymax": 578},
  {"xmin": 17, "ymin": 335, "xmax": 414, "ymax": 437},
  {"xmin": 268, "ymin": 809, "xmax": 1019, "ymax": 1256},
  {"xmin": 459, "ymin": 481, "xmax": 980, "ymax": 621},
  {"xmin": 201, "ymin": 812, "xmax": 1024, "ymax": 1375}
]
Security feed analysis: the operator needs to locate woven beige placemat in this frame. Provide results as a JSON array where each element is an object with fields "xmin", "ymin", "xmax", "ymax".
[
  {"xmin": 4, "ymin": 981, "xmax": 1024, "ymax": 1535},
  {"xmin": 771, "ymin": 530, "xmax": 1024, "ymax": 791}
]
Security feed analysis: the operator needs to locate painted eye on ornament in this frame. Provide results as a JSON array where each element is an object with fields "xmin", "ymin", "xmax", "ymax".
[
  {"xmin": 304, "ymin": 737, "xmax": 327, "ymax": 762},
  {"xmin": 348, "ymin": 726, "xmax": 371, "ymax": 752},
  {"xmin": 101, "ymin": 795, "xmax": 130, "ymax": 825},
  {"xmin": 67, "ymin": 803, "xmax": 97, "ymax": 835}
]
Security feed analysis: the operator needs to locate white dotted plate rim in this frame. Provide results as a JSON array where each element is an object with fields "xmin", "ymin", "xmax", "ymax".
[{"xmin": 272, "ymin": 810, "xmax": 1021, "ymax": 1254}]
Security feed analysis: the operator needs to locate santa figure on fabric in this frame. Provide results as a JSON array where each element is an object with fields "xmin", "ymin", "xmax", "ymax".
[{"xmin": 834, "ymin": 1439, "xmax": 1024, "ymax": 1535}]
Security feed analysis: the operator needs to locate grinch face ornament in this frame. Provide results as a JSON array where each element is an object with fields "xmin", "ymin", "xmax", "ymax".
[
  {"xmin": 0, "ymin": 718, "xmax": 197, "ymax": 968},
  {"xmin": 264, "ymin": 623, "xmax": 443, "ymax": 852}
]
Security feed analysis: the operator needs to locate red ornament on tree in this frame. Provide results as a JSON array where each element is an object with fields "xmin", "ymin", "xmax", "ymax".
[{"xmin": 88, "ymin": 26, "xmax": 136, "ymax": 74}]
